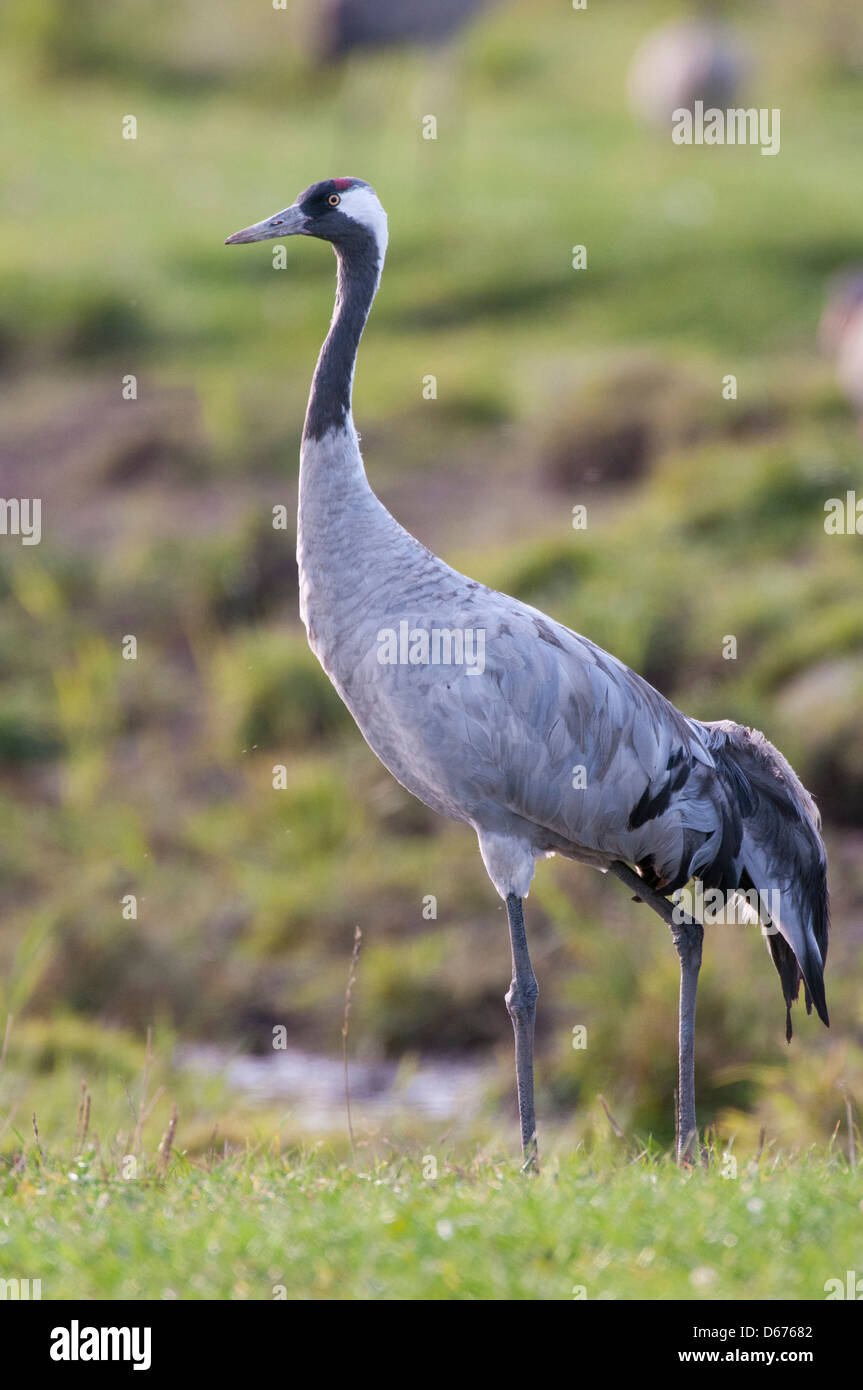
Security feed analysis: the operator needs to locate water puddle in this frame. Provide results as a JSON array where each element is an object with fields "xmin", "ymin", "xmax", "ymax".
[{"xmin": 178, "ymin": 1044, "xmax": 493, "ymax": 1132}]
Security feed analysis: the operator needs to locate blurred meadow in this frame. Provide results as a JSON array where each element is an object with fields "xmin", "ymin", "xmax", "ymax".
[{"xmin": 1, "ymin": 0, "xmax": 863, "ymax": 1296}]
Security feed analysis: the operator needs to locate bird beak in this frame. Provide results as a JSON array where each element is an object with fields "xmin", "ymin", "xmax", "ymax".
[{"xmin": 225, "ymin": 203, "xmax": 309, "ymax": 244}]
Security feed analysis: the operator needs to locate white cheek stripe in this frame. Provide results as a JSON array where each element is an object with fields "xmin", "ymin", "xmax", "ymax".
[{"xmin": 339, "ymin": 185, "xmax": 389, "ymax": 262}]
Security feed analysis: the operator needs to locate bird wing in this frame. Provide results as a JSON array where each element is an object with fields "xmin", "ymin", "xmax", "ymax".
[
  {"xmin": 335, "ymin": 569, "xmax": 727, "ymax": 884},
  {"xmin": 699, "ymin": 720, "xmax": 829, "ymax": 1034}
]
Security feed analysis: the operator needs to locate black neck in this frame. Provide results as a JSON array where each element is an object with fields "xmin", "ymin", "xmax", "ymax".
[{"xmin": 303, "ymin": 228, "xmax": 381, "ymax": 444}]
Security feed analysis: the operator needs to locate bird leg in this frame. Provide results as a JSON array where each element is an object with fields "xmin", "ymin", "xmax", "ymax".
[
  {"xmin": 505, "ymin": 893, "xmax": 539, "ymax": 1172},
  {"xmin": 609, "ymin": 861, "xmax": 704, "ymax": 1165},
  {"xmin": 675, "ymin": 917, "xmax": 704, "ymax": 1165}
]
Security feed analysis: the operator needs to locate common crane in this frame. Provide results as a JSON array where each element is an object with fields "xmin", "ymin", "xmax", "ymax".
[
  {"xmin": 226, "ymin": 179, "xmax": 829, "ymax": 1167},
  {"xmin": 311, "ymin": 0, "xmax": 488, "ymax": 63},
  {"xmin": 627, "ymin": 18, "xmax": 749, "ymax": 130}
]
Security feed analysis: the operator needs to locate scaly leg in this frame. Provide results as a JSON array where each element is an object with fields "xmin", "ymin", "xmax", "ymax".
[
  {"xmin": 505, "ymin": 893, "xmax": 539, "ymax": 1171},
  {"xmin": 609, "ymin": 861, "xmax": 704, "ymax": 1163}
]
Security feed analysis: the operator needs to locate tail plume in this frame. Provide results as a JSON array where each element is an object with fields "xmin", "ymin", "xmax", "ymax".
[{"xmin": 699, "ymin": 719, "xmax": 829, "ymax": 1040}]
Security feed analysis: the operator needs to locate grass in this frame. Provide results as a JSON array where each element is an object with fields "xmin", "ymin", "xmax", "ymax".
[
  {"xmin": 1, "ymin": 1018, "xmax": 861, "ymax": 1300},
  {"xmin": 3, "ymin": 1137, "xmax": 861, "ymax": 1300}
]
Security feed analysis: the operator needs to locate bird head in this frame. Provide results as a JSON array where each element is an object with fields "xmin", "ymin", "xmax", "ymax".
[{"xmin": 225, "ymin": 178, "xmax": 388, "ymax": 261}]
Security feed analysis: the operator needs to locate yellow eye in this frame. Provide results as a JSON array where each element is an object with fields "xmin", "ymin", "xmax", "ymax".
[{"xmin": 327, "ymin": 193, "xmax": 341, "ymax": 206}]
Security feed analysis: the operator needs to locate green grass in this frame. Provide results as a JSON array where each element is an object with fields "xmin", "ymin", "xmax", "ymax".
[
  {"xmin": 3, "ymin": 1140, "xmax": 861, "ymax": 1300},
  {"xmin": 1, "ymin": 0, "xmax": 863, "ymax": 1294},
  {"xmin": 1, "ymin": 1018, "xmax": 861, "ymax": 1301}
]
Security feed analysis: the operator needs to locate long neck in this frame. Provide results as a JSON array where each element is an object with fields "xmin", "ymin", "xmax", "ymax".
[{"xmin": 302, "ymin": 233, "xmax": 382, "ymax": 446}]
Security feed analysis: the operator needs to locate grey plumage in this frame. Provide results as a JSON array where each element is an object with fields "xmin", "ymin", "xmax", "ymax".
[
  {"xmin": 312, "ymin": 0, "xmax": 487, "ymax": 63},
  {"xmin": 227, "ymin": 177, "xmax": 830, "ymax": 1163},
  {"xmin": 301, "ymin": 459, "xmax": 829, "ymax": 1031},
  {"xmin": 700, "ymin": 721, "xmax": 829, "ymax": 1039},
  {"xmin": 627, "ymin": 19, "xmax": 750, "ymax": 129}
]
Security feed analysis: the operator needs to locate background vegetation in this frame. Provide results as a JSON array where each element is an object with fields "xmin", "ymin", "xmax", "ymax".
[{"xmin": 0, "ymin": 0, "xmax": 861, "ymax": 1297}]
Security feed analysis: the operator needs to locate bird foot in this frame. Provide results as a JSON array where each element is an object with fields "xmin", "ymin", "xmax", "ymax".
[{"xmin": 520, "ymin": 1141, "xmax": 539, "ymax": 1175}]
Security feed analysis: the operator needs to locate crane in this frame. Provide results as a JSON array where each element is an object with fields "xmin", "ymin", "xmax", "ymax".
[
  {"xmin": 627, "ymin": 18, "xmax": 749, "ymax": 130},
  {"xmin": 310, "ymin": 0, "xmax": 488, "ymax": 63},
  {"xmin": 226, "ymin": 179, "xmax": 829, "ymax": 1167}
]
